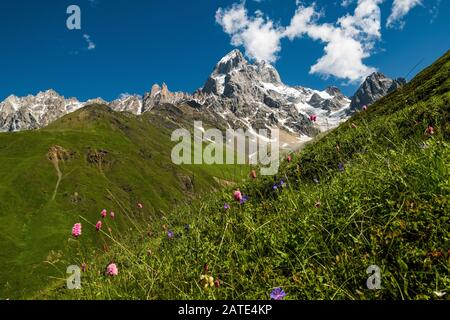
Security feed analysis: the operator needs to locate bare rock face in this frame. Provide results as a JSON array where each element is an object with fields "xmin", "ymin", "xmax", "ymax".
[
  {"xmin": 142, "ymin": 83, "xmax": 189, "ymax": 113},
  {"xmin": 350, "ymin": 72, "xmax": 406, "ymax": 110},
  {"xmin": 0, "ymin": 90, "xmax": 83, "ymax": 131},
  {"xmin": 110, "ymin": 94, "xmax": 143, "ymax": 115},
  {"xmin": 198, "ymin": 49, "xmax": 351, "ymax": 137}
]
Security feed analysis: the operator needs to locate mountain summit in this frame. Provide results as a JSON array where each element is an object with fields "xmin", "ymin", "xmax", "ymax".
[
  {"xmin": 199, "ymin": 50, "xmax": 351, "ymax": 138},
  {"xmin": 350, "ymin": 72, "xmax": 406, "ymax": 110}
]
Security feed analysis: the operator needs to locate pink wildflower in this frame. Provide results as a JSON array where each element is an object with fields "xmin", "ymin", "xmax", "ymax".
[
  {"xmin": 110, "ymin": 211, "xmax": 115, "ymax": 219},
  {"xmin": 233, "ymin": 190, "xmax": 243, "ymax": 202},
  {"xmin": 310, "ymin": 114, "xmax": 317, "ymax": 122},
  {"xmin": 95, "ymin": 221, "xmax": 102, "ymax": 231},
  {"xmin": 101, "ymin": 209, "xmax": 107, "ymax": 219},
  {"xmin": 250, "ymin": 170, "xmax": 257, "ymax": 179},
  {"xmin": 426, "ymin": 126, "xmax": 435, "ymax": 135},
  {"xmin": 72, "ymin": 223, "xmax": 82, "ymax": 238},
  {"xmin": 137, "ymin": 203, "xmax": 143, "ymax": 209},
  {"xmin": 106, "ymin": 263, "xmax": 118, "ymax": 276}
]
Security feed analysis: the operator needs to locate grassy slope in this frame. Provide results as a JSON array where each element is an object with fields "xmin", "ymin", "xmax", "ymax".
[
  {"xmin": 0, "ymin": 106, "xmax": 247, "ymax": 299},
  {"xmin": 47, "ymin": 50, "xmax": 450, "ymax": 300}
]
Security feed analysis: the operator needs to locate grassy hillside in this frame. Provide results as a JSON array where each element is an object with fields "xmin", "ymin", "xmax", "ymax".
[
  {"xmin": 45, "ymin": 50, "xmax": 450, "ymax": 300},
  {"xmin": 0, "ymin": 106, "xmax": 248, "ymax": 299}
]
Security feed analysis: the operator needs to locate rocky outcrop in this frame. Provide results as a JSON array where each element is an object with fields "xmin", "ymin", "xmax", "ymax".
[
  {"xmin": 142, "ymin": 83, "xmax": 190, "ymax": 113},
  {"xmin": 350, "ymin": 72, "xmax": 406, "ymax": 110},
  {"xmin": 110, "ymin": 94, "xmax": 143, "ymax": 115}
]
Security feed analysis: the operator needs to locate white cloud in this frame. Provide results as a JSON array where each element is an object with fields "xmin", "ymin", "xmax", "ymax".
[
  {"xmin": 216, "ymin": 1, "xmax": 391, "ymax": 83},
  {"xmin": 429, "ymin": 0, "xmax": 442, "ymax": 24},
  {"xmin": 387, "ymin": 0, "xmax": 422, "ymax": 28},
  {"xmin": 215, "ymin": 3, "xmax": 284, "ymax": 63},
  {"xmin": 284, "ymin": 1, "xmax": 382, "ymax": 83},
  {"xmin": 83, "ymin": 34, "xmax": 96, "ymax": 50},
  {"xmin": 341, "ymin": 0, "xmax": 355, "ymax": 7}
]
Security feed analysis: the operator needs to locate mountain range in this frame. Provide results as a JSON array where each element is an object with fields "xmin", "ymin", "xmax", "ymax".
[{"xmin": 0, "ymin": 50, "xmax": 404, "ymax": 144}]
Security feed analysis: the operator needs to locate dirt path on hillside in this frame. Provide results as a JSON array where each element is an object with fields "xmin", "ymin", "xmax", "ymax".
[
  {"xmin": 50, "ymin": 157, "xmax": 62, "ymax": 201},
  {"xmin": 47, "ymin": 146, "xmax": 71, "ymax": 201}
]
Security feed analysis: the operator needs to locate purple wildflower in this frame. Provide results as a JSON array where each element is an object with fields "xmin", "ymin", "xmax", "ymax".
[
  {"xmin": 240, "ymin": 195, "xmax": 248, "ymax": 204},
  {"xmin": 167, "ymin": 230, "xmax": 174, "ymax": 239},
  {"xmin": 270, "ymin": 287, "xmax": 286, "ymax": 300},
  {"xmin": 338, "ymin": 163, "xmax": 345, "ymax": 172},
  {"xmin": 223, "ymin": 203, "xmax": 230, "ymax": 211},
  {"xmin": 273, "ymin": 184, "xmax": 279, "ymax": 190}
]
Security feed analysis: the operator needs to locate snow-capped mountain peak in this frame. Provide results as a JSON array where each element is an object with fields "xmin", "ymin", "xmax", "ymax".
[
  {"xmin": 216, "ymin": 49, "xmax": 247, "ymax": 71},
  {"xmin": 1, "ymin": 49, "xmax": 400, "ymax": 148}
]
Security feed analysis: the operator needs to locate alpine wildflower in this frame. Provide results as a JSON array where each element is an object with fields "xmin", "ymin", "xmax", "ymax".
[
  {"xmin": 101, "ymin": 209, "xmax": 107, "ymax": 219},
  {"xmin": 200, "ymin": 275, "xmax": 215, "ymax": 289},
  {"xmin": 106, "ymin": 263, "xmax": 118, "ymax": 276},
  {"xmin": 137, "ymin": 203, "xmax": 143, "ymax": 209},
  {"xmin": 250, "ymin": 170, "xmax": 257, "ymax": 179},
  {"xmin": 110, "ymin": 211, "xmax": 115, "ymax": 219},
  {"xmin": 223, "ymin": 203, "xmax": 230, "ymax": 211},
  {"xmin": 167, "ymin": 230, "xmax": 174, "ymax": 239},
  {"xmin": 95, "ymin": 221, "xmax": 102, "ymax": 231},
  {"xmin": 240, "ymin": 195, "xmax": 248, "ymax": 204},
  {"xmin": 270, "ymin": 287, "xmax": 286, "ymax": 300},
  {"xmin": 72, "ymin": 223, "xmax": 82, "ymax": 238},
  {"xmin": 426, "ymin": 126, "xmax": 435, "ymax": 135},
  {"xmin": 233, "ymin": 190, "xmax": 243, "ymax": 202}
]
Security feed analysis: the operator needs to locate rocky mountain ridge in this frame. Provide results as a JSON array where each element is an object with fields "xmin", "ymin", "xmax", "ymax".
[
  {"xmin": 0, "ymin": 50, "xmax": 404, "ymax": 143},
  {"xmin": 350, "ymin": 72, "xmax": 406, "ymax": 110}
]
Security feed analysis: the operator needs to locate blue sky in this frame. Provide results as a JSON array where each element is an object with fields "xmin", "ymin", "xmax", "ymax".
[{"xmin": 0, "ymin": 0, "xmax": 448, "ymax": 101}]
